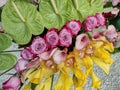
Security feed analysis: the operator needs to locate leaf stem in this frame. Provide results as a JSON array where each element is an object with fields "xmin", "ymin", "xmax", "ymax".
[
  {"xmin": 0, "ymin": 67, "xmax": 13, "ymax": 77},
  {"xmin": 11, "ymin": 0, "xmax": 25, "ymax": 22},
  {"xmin": 50, "ymin": 0, "xmax": 58, "ymax": 14},
  {"xmin": 0, "ymin": 49, "xmax": 22, "ymax": 53},
  {"xmin": 74, "ymin": 0, "xmax": 78, "ymax": 10},
  {"xmin": 50, "ymin": 75, "xmax": 54, "ymax": 90}
]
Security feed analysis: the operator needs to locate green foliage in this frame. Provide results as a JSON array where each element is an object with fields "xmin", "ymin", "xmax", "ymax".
[
  {"xmin": 0, "ymin": 33, "xmax": 12, "ymax": 51},
  {"xmin": 0, "ymin": 54, "xmax": 17, "ymax": 70},
  {"xmin": 0, "ymin": 33, "xmax": 17, "ymax": 71},
  {"xmin": 2, "ymin": 0, "xmax": 44, "ymax": 45}
]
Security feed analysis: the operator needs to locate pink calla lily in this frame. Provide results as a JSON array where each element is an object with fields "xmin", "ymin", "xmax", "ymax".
[{"xmin": 75, "ymin": 34, "xmax": 90, "ymax": 50}]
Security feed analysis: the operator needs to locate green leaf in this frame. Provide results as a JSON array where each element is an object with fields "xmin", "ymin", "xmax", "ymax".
[
  {"xmin": 68, "ymin": 0, "xmax": 103, "ymax": 21},
  {"xmin": 39, "ymin": 0, "xmax": 68, "ymax": 30},
  {"xmin": 0, "ymin": 54, "xmax": 17, "ymax": 70},
  {"xmin": 0, "ymin": 33, "xmax": 12, "ymax": 51},
  {"xmin": 2, "ymin": 0, "xmax": 44, "ymax": 45}
]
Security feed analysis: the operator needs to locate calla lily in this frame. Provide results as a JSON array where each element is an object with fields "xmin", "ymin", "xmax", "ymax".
[
  {"xmin": 39, "ymin": 48, "xmax": 58, "ymax": 60},
  {"xmin": 75, "ymin": 34, "xmax": 90, "ymax": 50},
  {"xmin": 14, "ymin": 59, "xmax": 28, "ymax": 73},
  {"xmin": 2, "ymin": 76, "xmax": 21, "ymax": 90},
  {"xmin": 53, "ymin": 49, "xmax": 67, "ymax": 64}
]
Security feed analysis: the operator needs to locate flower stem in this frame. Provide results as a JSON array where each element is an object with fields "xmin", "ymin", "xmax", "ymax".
[
  {"xmin": 74, "ymin": 0, "xmax": 78, "ymax": 10},
  {"xmin": 50, "ymin": 0, "xmax": 58, "ymax": 14},
  {"xmin": 11, "ymin": 0, "xmax": 25, "ymax": 22},
  {"xmin": 50, "ymin": 75, "xmax": 54, "ymax": 90}
]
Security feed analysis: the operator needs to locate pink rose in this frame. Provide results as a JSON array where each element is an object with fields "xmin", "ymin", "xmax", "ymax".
[
  {"xmin": 45, "ymin": 28, "xmax": 59, "ymax": 48},
  {"xmin": 103, "ymin": 0, "xmax": 107, "ymax": 5},
  {"xmin": 95, "ymin": 13, "xmax": 106, "ymax": 26},
  {"xmin": 30, "ymin": 36, "xmax": 47, "ymax": 54},
  {"xmin": 2, "ymin": 76, "xmax": 21, "ymax": 90},
  {"xmin": 66, "ymin": 20, "xmax": 82, "ymax": 35},
  {"xmin": 111, "ymin": 8, "xmax": 120, "ymax": 17},
  {"xmin": 92, "ymin": 32, "xmax": 103, "ymax": 40},
  {"xmin": 84, "ymin": 16, "xmax": 98, "ymax": 32},
  {"xmin": 0, "ymin": 0, "xmax": 7, "ymax": 7},
  {"xmin": 53, "ymin": 49, "xmax": 67, "ymax": 64},
  {"xmin": 112, "ymin": 0, "xmax": 120, "ymax": 6},
  {"xmin": 103, "ymin": 25, "xmax": 118, "ymax": 42},
  {"xmin": 20, "ymin": 48, "xmax": 35, "ymax": 60},
  {"xmin": 75, "ymin": 34, "xmax": 90, "ymax": 50},
  {"xmin": 59, "ymin": 27, "xmax": 72, "ymax": 47},
  {"xmin": 14, "ymin": 59, "xmax": 28, "ymax": 73}
]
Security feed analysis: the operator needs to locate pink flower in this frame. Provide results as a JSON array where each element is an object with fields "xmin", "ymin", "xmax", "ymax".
[
  {"xmin": 14, "ymin": 59, "xmax": 28, "ymax": 73},
  {"xmin": 111, "ymin": 8, "xmax": 120, "ymax": 17},
  {"xmin": 30, "ymin": 36, "xmax": 47, "ymax": 54},
  {"xmin": 112, "ymin": 0, "xmax": 120, "ymax": 6},
  {"xmin": 103, "ymin": 0, "xmax": 107, "ymax": 5},
  {"xmin": 95, "ymin": 13, "xmax": 106, "ymax": 26},
  {"xmin": 84, "ymin": 16, "xmax": 98, "ymax": 32},
  {"xmin": 103, "ymin": 25, "xmax": 118, "ymax": 42},
  {"xmin": 0, "ymin": 0, "xmax": 7, "ymax": 7},
  {"xmin": 2, "ymin": 76, "xmax": 21, "ymax": 90},
  {"xmin": 59, "ymin": 27, "xmax": 72, "ymax": 47},
  {"xmin": 45, "ymin": 28, "xmax": 59, "ymax": 48},
  {"xmin": 20, "ymin": 48, "xmax": 35, "ymax": 60},
  {"xmin": 75, "ymin": 34, "xmax": 90, "ymax": 50},
  {"xmin": 92, "ymin": 32, "xmax": 103, "ymax": 40},
  {"xmin": 53, "ymin": 49, "xmax": 67, "ymax": 64},
  {"xmin": 66, "ymin": 20, "xmax": 82, "ymax": 35},
  {"xmin": 39, "ymin": 48, "xmax": 58, "ymax": 60}
]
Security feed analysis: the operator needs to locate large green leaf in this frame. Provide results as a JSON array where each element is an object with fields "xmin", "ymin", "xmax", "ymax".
[
  {"xmin": 0, "ymin": 54, "xmax": 17, "ymax": 70},
  {"xmin": 2, "ymin": 0, "xmax": 44, "ymax": 45},
  {"xmin": 39, "ymin": 0, "xmax": 68, "ymax": 30},
  {"xmin": 0, "ymin": 33, "xmax": 12, "ymax": 51}
]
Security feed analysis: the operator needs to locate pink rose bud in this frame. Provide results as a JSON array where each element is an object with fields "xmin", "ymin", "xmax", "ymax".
[
  {"xmin": 39, "ymin": 48, "xmax": 58, "ymax": 60},
  {"xmin": 84, "ymin": 16, "xmax": 98, "ymax": 32},
  {"xmin": 45, "ymin": 28, "xmax": 59, "ymax": 48},
  {"xmin": 95, "ymin": 13, "xmax": 106, "ymax": 26},
  {"xmin": 75, "ymin": 34, "xmax": 90, "ymax": 50},
  {"xmin": 0, "ymin": 0, "xmax": 7, "ymax": 7},
  {"xmin": 53, "ymin": 49, "xmax": 67, "ymax": 64},
  {"xmin": 111, "ymin": 8, "xmax": 120, "ymax": 17},
  {"xmin": 59, "ymin": 27, "xmax": 72, "ymax": 47},
  {"xmin": 103, "ymin": 25, "xmax": 118, "ymax": 42},
  {"xmin": 30, "ymin": 36, "xmax": 47, "ymax": 54},
  {"xmin": 66, "ymin": 20, "xmax": 82, "ymax": 35},
  {"xmin": 14, "ymin": 59, "xmax": 28, "ymax": 73},
  {"xmin": 112, "ymin": 0, "xmax": 120, "ymax": 6},
  {"xmin": 20, "ymin": 48, "xmax": 35, "ymax": 60},
  {"xmin": 2, "ymin": 76, "xmax": 21, "ymax": 90}
]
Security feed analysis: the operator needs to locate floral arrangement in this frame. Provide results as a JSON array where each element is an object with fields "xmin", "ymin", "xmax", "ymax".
[{"xmin": 0, "ymin": 0, "xmax": 120, "ymax": 90}]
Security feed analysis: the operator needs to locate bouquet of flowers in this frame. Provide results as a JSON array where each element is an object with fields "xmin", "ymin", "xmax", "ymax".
[{"xmin": 0, "ymin": 0, "xmax": 120, "ymax": 90}]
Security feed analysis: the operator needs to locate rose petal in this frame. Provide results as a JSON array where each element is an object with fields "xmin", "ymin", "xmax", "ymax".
[
  {"xmin": 59, "ymin": 27, "xmax": 72, "ymax": 47},
  {"xmin": 30, "ymin": 36, "xmax": 47, "ymax": 54},
  {"xmin": 66, "ymin": 20, "xmax": 82, "ymax": 35},
  {"xmin": 75, "ymin": 34, "xmax": 90, "ymax": 50},
  {"xmin": 0, "ymin": 0, "xmax": 7, "ymax": 7}
]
